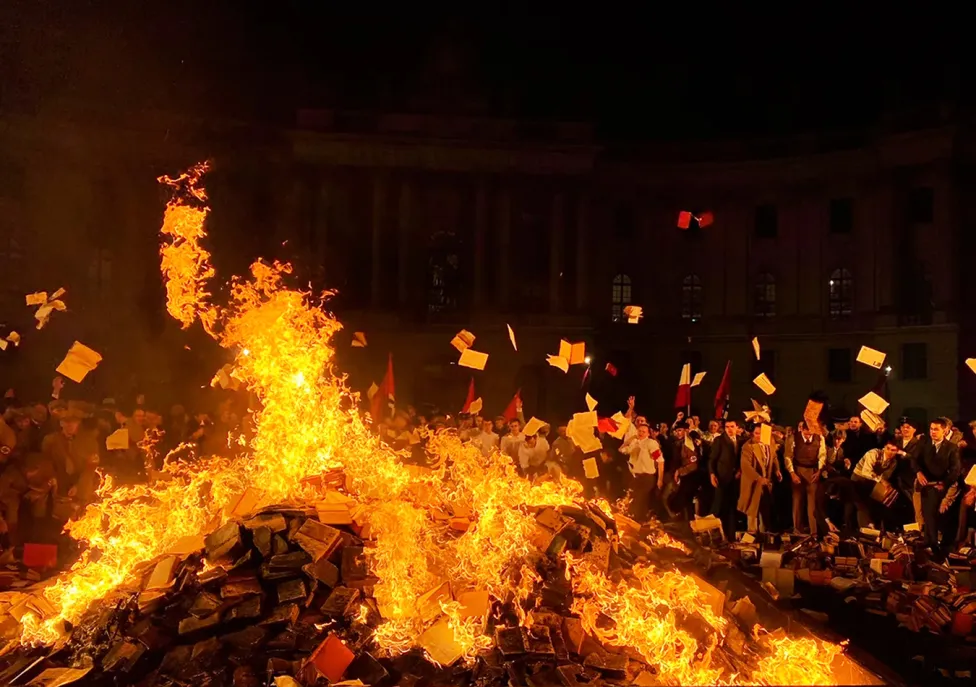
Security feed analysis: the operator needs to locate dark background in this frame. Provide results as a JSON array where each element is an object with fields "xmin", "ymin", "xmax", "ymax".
[{"xmin": 1, "ymin": 2, "xmax": 966, "ymax": 137}]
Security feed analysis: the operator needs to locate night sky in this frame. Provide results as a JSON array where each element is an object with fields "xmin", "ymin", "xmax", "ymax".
[{"xmin": 0, "ymin": 3, "xmax": 967, "ymax": 138}]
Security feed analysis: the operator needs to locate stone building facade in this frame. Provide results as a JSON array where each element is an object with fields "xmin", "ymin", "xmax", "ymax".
[{"xmin": 0, "ymin": 106, "xmax": 968, "ymax": 425}]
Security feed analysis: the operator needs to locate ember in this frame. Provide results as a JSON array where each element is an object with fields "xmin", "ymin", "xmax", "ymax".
[{"xmin": 0, "ymin": 164, "xmax": 879, "ymax": 685}]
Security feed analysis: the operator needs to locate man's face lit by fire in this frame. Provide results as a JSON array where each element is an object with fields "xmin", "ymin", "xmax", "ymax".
[
  {"xmin": 900, "ymin": 422, "xmax": 915, "ymax": 440},
  {"xmin": 637, "ymin": 424, "xmax": 649, "ymax": 439},
  {"xmin": 509, "ymin": 420, "xmax": 521, "ymax": 435},
  {"xmin": 848, "ymin": 416, "xmax": 861, "ymax": 432},
  {"xmin": 31, "ymin": 403, "xmax": 48, "ymax": 424},
  {"xmin": 708, "ymin": 420, "xmax": 720, "ymax": 434},
  {"xmin": 930, "ymin": 422, "xmax": 946, "ymax": 443},
  {"xmin": 494, "ymin": 418, "xmax": 506, "ymax": 433},
  {"xmin": 132, "ymin": 409, "xmax": 146, "ymax": 427},
  {"xmin": 673, "ymin": 427, "xmax": 686, "ymax": 440},
  {"xmin": 724, "ymin": 421, "xmax": 737, "ymax": 439},
  {"xmin": 61, "ymin": 419, "xmax": 80, "ymax": 438}
]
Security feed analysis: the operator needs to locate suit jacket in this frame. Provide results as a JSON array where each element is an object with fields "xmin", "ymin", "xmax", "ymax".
[
  {"xmin": 911, "ymin": 437, "xmax": 962, "ymax": 485},
  {"xmin": 708, "ymin": 433, "xmax": 741, "ymax": 484},
  {"xmin": 738, "ymin": 439, "xmax": 781, "ymax": 516}
]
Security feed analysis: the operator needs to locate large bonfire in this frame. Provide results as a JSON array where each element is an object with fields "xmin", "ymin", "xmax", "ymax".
[{"xmin": 10, "ymin": 163, "xmax": 851, "ymax": 685}]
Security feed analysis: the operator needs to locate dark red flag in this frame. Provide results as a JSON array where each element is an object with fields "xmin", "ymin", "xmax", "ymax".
[{"xmin": 714, "ymin": 360, "xmax": 731, "ymax": 420}]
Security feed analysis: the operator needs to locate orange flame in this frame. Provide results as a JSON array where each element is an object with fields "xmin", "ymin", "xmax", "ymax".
[{"xmin": 16, "ymin": 164, "xmax": 847, "ymax": 686}]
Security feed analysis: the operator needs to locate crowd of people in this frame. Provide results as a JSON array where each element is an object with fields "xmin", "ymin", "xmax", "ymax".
[
  {"xmin": 0, "ymin": 391, "xmax": 247, "ymax": 556},
  {"xmin": 3, "ymin": 381, "xmax": 974, "ymax": 569},
  {"xmin": 377, "ymin": 397, "xmax": 976, "ymax": 563}
]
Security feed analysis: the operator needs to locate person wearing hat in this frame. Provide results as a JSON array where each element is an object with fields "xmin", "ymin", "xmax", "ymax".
[
  {"xmin": 888, "ymin": 417, "xmax": 922, "ymax": 527},
  {"xmin": 41, "ymin": 409, "xmax": 99, "ymax": 496}
]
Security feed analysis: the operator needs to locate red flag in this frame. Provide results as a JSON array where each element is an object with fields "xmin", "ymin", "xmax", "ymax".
[
  {"xmin": 714, "ymin": 360, "xmax": 731, "ymax": 419},
  {"xmin": 677, "ymin": 211, "xmax": 692, "ymax": 229},
  {"xmin": 698, "ymin": 211, "xmax": 715, "ymax": 228},
  {"xmin": 674, "ymin": 363, "xmax": 691, "ymax": 409},
  {"xmin": 501, "ymin": 389, "xmax": 521, "ymax": 421},
  {"xmin": 461, "ymin": 378, "xmax": 476, "ymax": 413},
  {"xmin": 605, "ymin": 362, "xmax": 618, "ymax": 377},
  {"xmin": 597, "ymin": 417, "xmax": 618, "ymax": 434},
  {"xmin": 370, "ymin": 353, "xmax": 395, "ymax": 421}
]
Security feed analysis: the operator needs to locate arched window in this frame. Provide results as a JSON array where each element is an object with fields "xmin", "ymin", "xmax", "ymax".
[
  {"xmin": 682, "ymin": 274, "xmax": 703, "ymax": 320},
  {"xmin": 828, "ymin": 268, "xmax": 853, "ymax": 319},
  {"xmin": 611, "ymin": 273, "xmax": 632, "ymax": 321},
  {"xmin": 754, "ymin": 272, "xmax": 776, "ymax": 317},
  {"xmin": 427, "ymin": 230, "xmax": 460, "ymax": 315}
]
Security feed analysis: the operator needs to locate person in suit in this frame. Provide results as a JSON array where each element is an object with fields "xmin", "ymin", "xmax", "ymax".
[
  {"xmin": 911, "ymin": 418, "xmax": 962, "ymax": 560},
  {"xmin": 738, "ymin": 425, "xmax": 782, "ymax": 532},
  {"xmin": 889, "ymin": 418, "xmax": 922, "ymax": 526},
  {"xmin": 785, "ymin": 421, "xmax": 826, "ymax": 536},
  {"xmin": 708, "ymin": 419, "xmax": 742, "ymax": 542}
]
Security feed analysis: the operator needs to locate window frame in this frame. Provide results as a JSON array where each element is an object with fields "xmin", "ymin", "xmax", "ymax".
[
  {"xmin": 828, "ymin": 267, "xmax": 853, "ymax": 319},
  {"xmin": 753, "ymin": 271, "xmax": 776, "ymax": 318},
  {"xmin": 681, "ymin": 274, "xmax": 703, "ymax": 320},
  {"xmin": 611, "ymin": 273, "xmax": 633, "ymax": 322}
]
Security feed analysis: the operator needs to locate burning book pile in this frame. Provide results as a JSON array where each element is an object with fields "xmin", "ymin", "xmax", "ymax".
[
  {"xmin": 0, "ymin": 494, "xmax": 871, "ymax": 686},
  {"xmin": 0, "ymin": 164, "xmax": 891, "ymax": 686},
  {"xmin": 723, "ymin": 525, "xmax": 976, "ymax": 679}
]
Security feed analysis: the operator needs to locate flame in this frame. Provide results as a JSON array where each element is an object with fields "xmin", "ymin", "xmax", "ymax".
[
  {"xmin": 157, "ymin": 161, "xmax": 217, "ymax": 333},
  {"xmin": 16, "ymin": 164, "xmax": 846, "ymax": 685}
]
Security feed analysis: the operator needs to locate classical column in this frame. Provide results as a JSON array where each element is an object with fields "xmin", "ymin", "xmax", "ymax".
[
  {"xmin": 549, "ymin": 192, "xmax": 565, "ymax": 314},
  {"xmin": 371, "ymin": 174, "xmax": 386, "ymax": 308},
  {"xmin": 576, "ymin": 193, "xmax": 589, "ymax": 311},
  {"xmin": 473, "ymin": 180, "xmax": 488, "ymax": 308},
  {"xmin": 497, "ymin": 188, "xmax": 511, "ymax": 309},
  {"xmin": 398, "ymin": 178, "xmax": 412, "ymax": 307}
]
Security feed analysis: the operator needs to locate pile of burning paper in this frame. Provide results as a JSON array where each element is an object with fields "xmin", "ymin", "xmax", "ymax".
[{"xmin": 0, "ymin": 487, "xmax": 884, "ymax": 686}]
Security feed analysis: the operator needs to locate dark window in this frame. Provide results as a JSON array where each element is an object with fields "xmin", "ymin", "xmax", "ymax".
[
  {"xmin": 611, "ymin": 273, "xmax": 632, "ymax": 322},
  {"xmin": 901, "ymin": 343, "xmax": 928, "ymax": 380},
  {"xmin": 427, "ymin": 230, "xmax": 461, "ymax": 315},
  {"xmin": 753, "ymin": 272, "xmax": 776, "ymax": 317},
  {"xmin": 512, "ymin": 206, "xmax": 549, "ymax": 313},
  {"xmin": 829, "ymin": 197, "xmax": 853, "ymax": 234},
  {"xmin": 827, "ymin": 348, "xmax": 852, "ymax": 383},
  {"xmin": 752, "ymin": 350, "xmax": 776, "ymax": 381},
  {"xmin": 754, "ymin": 204, "xmax": 778, "ymax": 239},
  {"xmin": 681, "ymin": 274, "xmax": 703, "ymax": 320},
  {"xmin": 613, "ymin": 204, "xmax": 636, "ymax": 240},
  {"xmin": 828, "ymin": 268, "xmax": 853, "ymax": 319},
  {"xmin": 908, "ymin": 187, "xmax": 934, "ymax": 224}
]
